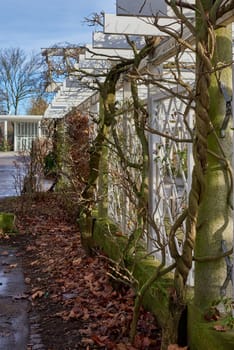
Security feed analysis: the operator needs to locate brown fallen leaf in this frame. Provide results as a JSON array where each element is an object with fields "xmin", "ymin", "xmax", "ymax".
[
  {"xmin": 213, "ymin": 324, "xmax": 226, "ymax": 332},
  {"xmin": 168, "ymin": 345, "xmax": 188, "ymax": 350},
  {"xmin": 115, "ymin": 343, "xmax": 130, "ymax": 350},
  {"xmin": 82, "ymin": 308, "xmax": 90, "ymax": 320},
  {"xmin": 15, "ymin": 252, "xmax": 22, "ymax": 257},
  {"xmin": 72, "ymin": 257, "xmax": 82, "ymax": 266},
  {"xmin": 81, "ymin": 338, "xmax": 94, "ymax": 346},
  {"xmin": 9, "ymin": 263, "xmax": 17, "ymax": 269},
  {"xmin": 13, "ymin": 293, "xmax": 28, "ymax": 300},
  {"xmin": 204, "ymin": 307, "xmax": 220, "ymax": 322},
  {"xmin": 25, "ymin": 277, "xmax": 31, "ymax": 284},
  {"xmin": 79, "ymin": 328, "xmax": 92, "ymax": 336},
  {"xmin": 91, "ymin": 334, "xmax": 108, "ymax": 346},
  {"xmin": 1, "ymin": 250, "xmax": 9, "ymax": 256},
  {"xmin": 31, "ymin": 290, "xmax": 44, "ymax": 300},
  {"xmin": 115, "ymin": 231, "xmax": 124, "ymax": 236},
  {"xmin": 12, "ymin": 195, "xmax": 162, "ymax": 349},
  {"xmin": 26, "ymin": 245, "xmax": 36, "ymax": 252}
]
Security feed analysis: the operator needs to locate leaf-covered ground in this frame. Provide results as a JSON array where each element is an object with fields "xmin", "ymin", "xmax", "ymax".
[{"xmin": 0, "ymin": 194, "xmax": 161, "ymax": 350}]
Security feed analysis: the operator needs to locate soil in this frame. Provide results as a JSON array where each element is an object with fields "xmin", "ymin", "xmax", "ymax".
[{"xmin": 0, "ymin": 194, "xmax": 161, "ymax": 350}]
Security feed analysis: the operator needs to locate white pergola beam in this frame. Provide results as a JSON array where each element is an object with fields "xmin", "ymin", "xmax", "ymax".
[
  {"xmin": 41, "ymin": 47, "xmax": 85, "ymax": 57},
  {"xmin": 104, "ymin": 13, "xmax": 178, "ymax": 36},
  {"xmin": 116, "ymin": 0, "xmax": 194, "ymax": 17},
  {"xmin": 93, "ymin": 32, "xmax": 145, "ymax": 50},
  {"xmin": 217, "ymin": 7, "xmax": 234, "ymax": 26},
  {"xmin": 116, "ymin": 0, "xmax": 167, "ymax": 17},
  {"xmin": 79, "ymin": 61, "xmax": 110, "ymax": 70},
  {"xmin": 44, "ymin": 112, "xmax": 66, "ymax": 119},
  {"xmin": 57, "ymin": 89, "xmax": 85, "ymax": 95},
  {"xmin": 67, "ymin": 54, "xmax": 110, "ymax": 71},
  {"xmin": 85, "ymin": 44, "xmax": 135, "ymax": 60},
  {"xmin": 50, "ymin": 103, "xmax": 79, "ymax": 108},
  {"xmin": 52, "ymin": 95, "xmax": 92, "ymax": 104},
  {"xmin": 146, "ymin": 11, "xmax": 234, "ymax": 68},
  {"xmin": 0, "ymin": 115, "xmax": 43, "ymax": 122}
]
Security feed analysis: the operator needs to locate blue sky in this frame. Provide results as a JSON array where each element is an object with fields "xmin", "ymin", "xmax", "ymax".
[{"xmin": 0, "ymin": 0, "xmax": 116, "ymax": 54}]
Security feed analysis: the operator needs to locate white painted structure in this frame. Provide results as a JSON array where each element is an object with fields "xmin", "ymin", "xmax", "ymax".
[
  {"xmin": 104, "ymin": 13, "xmax": 180, "ymax": 36},
  {"xmin": 93, "ymin": 32, "xmax": 145, "ymax": 50},
  {"xmin": 116, "ymin": 0, "xmax": 194, "ymax": 17},
  {"xmin": 116, "ymin": 0, "xmax": 167, "ymax": 17},
  {"xmin": 44, "ymin": 76, "xmax": 94, "ymax": 119},
  {"xmin": 41, "ymin": 4, "xmax": 234, "ymax": 290},
  {"xmin": 0, "ymin": 115, "xmax": 43, "ymax": 151},
  {"xmin": 85, "ymin": 44, "xmax": 135, "ymax": 60}
]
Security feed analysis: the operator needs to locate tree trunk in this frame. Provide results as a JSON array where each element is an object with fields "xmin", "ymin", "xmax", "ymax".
[
  {"xmin": 194, "ymin": 24, "xmax": 233, "ymax": 308},
  {"xmin": 97, "ymin": 97, "xmax": 109, "ymax": 218},
  {"xmin": 160, "ymin": 316, "xmax": 181, "ymax": 350}
]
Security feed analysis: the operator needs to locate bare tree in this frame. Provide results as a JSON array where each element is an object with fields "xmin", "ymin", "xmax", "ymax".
[
  {"xmin": 26, "ymin": 97, "xmax": 48, "ymax": 115},
  {"xmin": 0, "ymin": 48, "xmax": 45, "ymax": 114}
]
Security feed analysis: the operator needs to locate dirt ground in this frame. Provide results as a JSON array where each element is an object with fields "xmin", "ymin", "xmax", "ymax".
[{"xmin": 0, "ymin": 194, "xmax": 161, "ymax": 350}]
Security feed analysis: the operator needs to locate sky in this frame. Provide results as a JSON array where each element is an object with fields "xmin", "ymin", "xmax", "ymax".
[{"xmin": 0, "ymin": 0, "xmax": 116, "ymax": 54}]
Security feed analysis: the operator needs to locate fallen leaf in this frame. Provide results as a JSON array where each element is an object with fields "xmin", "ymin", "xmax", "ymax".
[
  {"xmin": 13, "ymin": 293, "xmax": 28, "ymax": 300},
  {"xmin": 25, "ymin": 277, "xmax": 31, "ymax": 284},
  {"xmin": 10, "ymin": 195, "xmax": 162, "ymax": 349},
  {"xmin": 213, "ymin": 324, "xmax": 226, "ymax": 332},
  {"xmin": 26, "ymin": 245, "xmax": 36, "ymax": 252},
  {"xmin": 81, "ymin": 338, "xmax": 94, "ymax": 346},
  {"xmin": 79, "ymin": 328, "xmax": 92, "ymax": 336},
  {"xmin": 204, "ymin": 307, "xmax": 220, "ymax": 321},
  {"xmin": 31, "ymin": 290, "xmax": 44, "ymax": 300},
  {"xmin": 115, "ymin": 343, "xmax": 129, "ymax": 350},
  {"xmin": 115, "ymin": 231, "xmax": 123, "ymax": 236},
  {"xmin": 15, "ymin": 252, "xmax": 22, "ymax": 257},
  {"xmin": 9, "ymin": 263, "xmax": 17, "ymax": 269},
  {"xmin": 1, "ymin": 250, "xmax": 9, "ymax": 256},
  {"xmin": 142, "ymin": 336, "xmax": 153, "ymax": 347},
  {"xmin": 72, "ymin": 257, "xmax": 82, "ymax": 266},
  {"xmin": 91, "ymin": 334, "xmax": 108, "ymax": 346},
  {"xmin": 69, "ymin": 310, "xmax": 77, "ymax": 319}
]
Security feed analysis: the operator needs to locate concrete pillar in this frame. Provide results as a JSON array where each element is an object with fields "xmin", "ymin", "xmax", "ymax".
[
  {"xmin": 38, "ymin": 121, "xmax": 42, "ymax": 138},
  {"xmin": 4, "ymin": 120, "xmax": 7, "ymax": 145},
  {"xmin": 14, "ymin": 122, "xmax": 17, "ymax": 152}
]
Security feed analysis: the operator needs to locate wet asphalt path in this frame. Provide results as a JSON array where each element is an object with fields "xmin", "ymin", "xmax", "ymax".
[
  {"xmin": 0, "ymin": 247, "xmax": 29, "ymax": 350},
  {"xmin": 0, "ymin": 152, "xmax": 32, "ymax": 349},
  {"xmin": 0, "ymin": 152, "xmax": 22, "ymax": 198}
]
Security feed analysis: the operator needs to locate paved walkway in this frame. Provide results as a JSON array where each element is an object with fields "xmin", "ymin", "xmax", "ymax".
[
  {"xmin": 0, "ymin": 152, "xmax": 22, "ymax": 198},
  {"xmin": 0, "ymin": 152, "xmax": 45, "ymax": 349},
  {"xmin": 0, "ymin": 152, "xmax": 53, "ymax": 197},
  {"xmin": 0, "ymin": 247, "xmax": 29, "ymax": 350}
]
